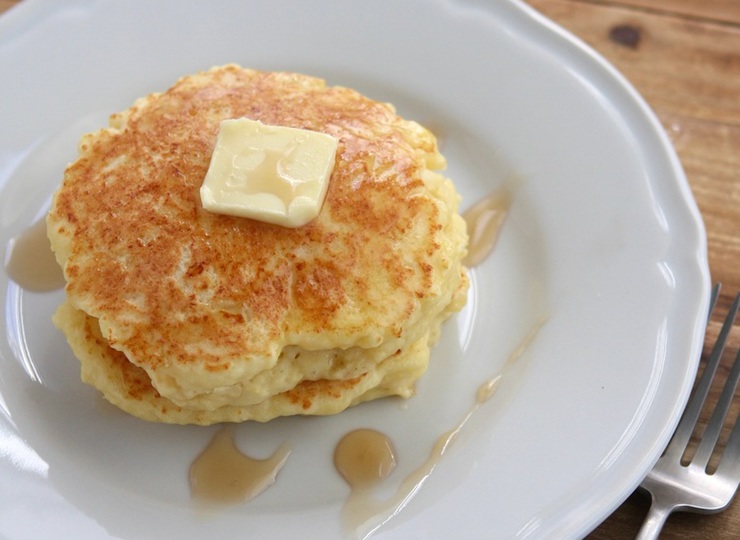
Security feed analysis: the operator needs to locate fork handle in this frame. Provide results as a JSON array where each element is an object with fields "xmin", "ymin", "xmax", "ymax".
[{"xmin": 635, "ymin": 501, "xmax": 674, "ymax": 540}]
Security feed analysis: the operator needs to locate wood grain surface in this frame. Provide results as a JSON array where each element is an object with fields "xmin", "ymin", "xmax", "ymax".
[{"xmin": 1, "ymin": 1, "xmax": 738, "ymax": 538}]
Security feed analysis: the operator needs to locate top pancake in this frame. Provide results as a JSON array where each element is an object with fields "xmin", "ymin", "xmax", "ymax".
[{"xmin": 48, "ymin": 65, "xmax": 468, "ymax": 412}]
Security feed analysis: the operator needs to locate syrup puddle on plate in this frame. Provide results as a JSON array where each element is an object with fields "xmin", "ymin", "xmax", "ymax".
[
  {"xmin": 189, "ymin": 424, "xmax": 291, "ymax": 508},
  {"xmin": 462, "ymin": 189, "xmax": 511, "ymax": 268},
  {"xmin": 4, "ymin": 217, "xmax": 65, "ymax": 292}
]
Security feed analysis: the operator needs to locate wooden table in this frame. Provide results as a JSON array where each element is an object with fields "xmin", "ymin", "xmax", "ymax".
[{"xmin": 1, "ymin": 1, "xmax": 738, "ymax": 538}]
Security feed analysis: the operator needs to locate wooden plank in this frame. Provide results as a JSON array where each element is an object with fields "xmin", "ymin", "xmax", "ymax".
[
  {"xmin": 583, "ymin": 0, "xmax": 740, "ymax": 25},
  {"xmin": 527, "ymin": 0, "xmax": 740, "ymax": 125},
  {"xmin": 0, "ymin": 0, "xmax": 19, "ymax": 14}
]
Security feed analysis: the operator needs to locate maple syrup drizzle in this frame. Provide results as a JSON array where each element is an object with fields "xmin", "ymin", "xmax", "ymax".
[
  {"xmin": 462, "ymin": 190, "xmax": 511, "ymax": 268},
  {"xmin": 4, "ymin": 218, "xmax": 65, "ymax": 291},
  {"xmin": 189, "ymin": 425, "xmax": 291, "ymax": 507}
]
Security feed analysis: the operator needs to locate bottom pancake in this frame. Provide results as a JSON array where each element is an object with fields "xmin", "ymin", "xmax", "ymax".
[{"xmin": 53, "ymin": 301, "xmax": 444, "ymax": 424}]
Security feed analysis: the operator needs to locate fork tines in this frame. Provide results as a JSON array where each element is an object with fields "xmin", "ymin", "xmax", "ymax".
[{"xmin": 665, "ymin": 285, "xmax": 740, "ymax": 476}]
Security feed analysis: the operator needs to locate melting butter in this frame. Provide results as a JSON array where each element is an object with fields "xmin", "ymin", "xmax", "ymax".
[
  {"xmin": 200, "ymin": 118, "xmax": 338, "ymax": 227},
  {"xmin": 189, "ymin": 425, "xmax": 291, "ymax": 507},
  {"xmin": 4, "ymin": 217, "xmax": 65, "ymax": 292}
]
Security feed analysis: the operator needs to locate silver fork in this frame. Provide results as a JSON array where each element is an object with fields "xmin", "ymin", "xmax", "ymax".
[{"xmin": 636, "ymin": 285, "xmax": 740, "ymax": 539}]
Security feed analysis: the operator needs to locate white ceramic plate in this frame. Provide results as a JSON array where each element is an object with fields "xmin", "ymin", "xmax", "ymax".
[{"xmin": 0, "ymin": 1, "xmax": 710, "ymax": 538}]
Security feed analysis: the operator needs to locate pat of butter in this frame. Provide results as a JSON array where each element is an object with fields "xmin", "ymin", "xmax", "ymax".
[{"xmin": 200, "ymin": 118, "xmax": 338, "ymax": 227}]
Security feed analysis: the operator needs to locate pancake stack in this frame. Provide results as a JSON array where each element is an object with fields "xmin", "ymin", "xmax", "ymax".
[{"xmin": 48, "ymin": 65, "xmax": 469, "ymax": 424}]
